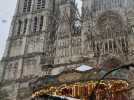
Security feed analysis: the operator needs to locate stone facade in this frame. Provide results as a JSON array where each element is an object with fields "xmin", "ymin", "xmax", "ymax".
[{"xmin": 0, "ymin": 0, "xmax": 134, "ymax": 100}]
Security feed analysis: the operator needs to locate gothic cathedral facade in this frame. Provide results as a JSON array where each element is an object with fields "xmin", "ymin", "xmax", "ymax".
[{"xmin": 0, "ymin": 0, "xmax": 134, "ymax": 100}]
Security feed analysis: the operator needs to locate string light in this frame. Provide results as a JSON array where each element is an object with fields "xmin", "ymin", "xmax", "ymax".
[{"xmin": 32, "ymin": 80, "xmax": 129, "ymax": 99}]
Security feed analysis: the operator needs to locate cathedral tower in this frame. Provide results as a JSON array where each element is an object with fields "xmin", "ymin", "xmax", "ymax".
[{"xmin": 0, "ymin": 0, "xmax": 77, "ymax": 99}]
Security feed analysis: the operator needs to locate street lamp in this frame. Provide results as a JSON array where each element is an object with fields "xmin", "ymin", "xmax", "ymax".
[{"xmin": 89, "ymin": 63, "xmax": 134, "ymax": 100}]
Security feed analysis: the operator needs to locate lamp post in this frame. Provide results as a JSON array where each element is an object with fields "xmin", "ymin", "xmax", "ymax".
[{"xmin": 89, "ymin": 63, "xmax": 134, "ymax": 100}]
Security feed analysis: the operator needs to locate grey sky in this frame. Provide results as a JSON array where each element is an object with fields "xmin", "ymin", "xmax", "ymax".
[
  {"xmin": 0, "ymin": 0, "xmax": 82, "ymax": 60},
  {"xmin": 0, "ymin": 0, "xmax": 17, "ymax": 59}
]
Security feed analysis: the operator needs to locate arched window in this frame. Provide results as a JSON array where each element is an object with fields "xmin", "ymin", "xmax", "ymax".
[
  {"xmin": 109, "ymin": 40, "xmax": 112, "ymax": 49},
  {"xmin": 121, "ymin": 38, "xmax": 125, "ymax": 47},
  {"xmin": 92, "ymin": 42, "xmax": 95, "ymax": 51},
  {"xmin": 23, "ymin": 0, "xmax": 32, "ymax": 13},
  {"xmin": 39, "ymin": 16, "xmax": 44, "ymax": 31},
  {"xmin": 33, "ymin": 17, "xmax": 38, "ymax": 32},
  {"xmin": 23, "ymin": 19, "xmax": 28, "ymax": 33},
  {"xmin": 97, "ymin": 43, "xmax": 100, "ymax": 51},
  {"xmin": 17, "ymin": 20, "xmax": 22, "ymax": 35},
  {"xmin": 113, "ymin": 41, "xmax": 117, "ymax": 49},
  {"xmin": 105, "ymin": 42, "xmax": 108, "ymax": 51}
]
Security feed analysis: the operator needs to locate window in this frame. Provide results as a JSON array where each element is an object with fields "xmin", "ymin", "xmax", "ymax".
[
  {"xmin": 23, "ymin": 0, "xmax": 27, "ymax": 13},
  {"xmin": 23, "ymin": 0, "xmax": 32, "ymax": 13},
  {"xmin": 37, "ymin": 0, "xmax": 45, "ymax": 10},
  {"xmin": 17, "ymin": 20, "xmax": 22, "ymax": 35},
  {"xmin": 39, "ymin": 16, "xmax": 44, "ymax": 31},
  {"xmin": 27, "ymin": 0, "xmax": 32, "ymax": 12},
  {"xmin": 97, "ymin": 43, "xmax": 99, "ymax": 51},
  {"xmin": 105, "ymin": 42, "xmax": 108, "ymax": 51},
  {"xmin": 121, "ymin": 38, "xmax": 125, "ymax": 48},
  {"xmin": 41, "ymin": 0, "xmax": 45, "ymax": 8},
  {"xmin": 109, "ymin": 41, "xmax": 112, "ymax": 49},
  {"xmin": 37, "ymin": 0, "xmax": 41, "ymax": 10},
  {"xmin": 113, "ymin": 41, "xmax": 117, "ymax": 49},
  {"xmin": 23, "ymin": 19, "xmax": 28, "ymax": 33},
  {"xmin": 33, "ymin": 17, "xmax": 38, "ymax": 32},
  {"xmin": 92, "ymin": 42, "xmax": 95, "ymax": 51}
]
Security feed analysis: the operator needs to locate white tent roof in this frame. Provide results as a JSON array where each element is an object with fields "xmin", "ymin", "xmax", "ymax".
[{"xmin": 76, "ymin": 65, "xmax": 93, "ymax": 71}]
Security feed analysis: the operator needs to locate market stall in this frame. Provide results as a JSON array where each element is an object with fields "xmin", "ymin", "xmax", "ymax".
[{"xmin": 30, "ymin": 66, "xmax": 130, "ymax": 100}]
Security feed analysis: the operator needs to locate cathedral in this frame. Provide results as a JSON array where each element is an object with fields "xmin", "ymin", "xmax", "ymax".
[{"xmin": 0, "ymin": 0, "xmax": 134, "ymax": 100}]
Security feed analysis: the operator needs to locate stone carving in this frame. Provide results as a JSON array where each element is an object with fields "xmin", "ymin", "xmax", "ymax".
[{"xmin": 97, "ymin": 11, "xmax": 123, "ymax": 34}]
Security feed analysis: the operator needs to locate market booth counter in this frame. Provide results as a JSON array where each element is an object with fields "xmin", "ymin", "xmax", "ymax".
[{"xmin": 30, "ymin": 68, "xmax": 130, "ymax": 100}]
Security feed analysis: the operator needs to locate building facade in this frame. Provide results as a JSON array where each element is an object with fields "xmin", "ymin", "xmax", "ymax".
[{"xmin": 0, "ymin": 0, "xmax": 134, "ymax": 100}]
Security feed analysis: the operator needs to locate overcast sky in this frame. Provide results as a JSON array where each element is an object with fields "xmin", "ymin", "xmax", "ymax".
[
  {"xmin": 0, "ymin": 0, "xmax": 82, "ymax": 60},
  {"xmin": 0, "ymin": 0, "xmax": 17, "ymax": 59}
]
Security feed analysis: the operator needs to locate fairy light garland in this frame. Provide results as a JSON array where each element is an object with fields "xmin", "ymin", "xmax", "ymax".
[{"xmin": 32, "ymin": 80, "xmax": 129, "ymax": 99}]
